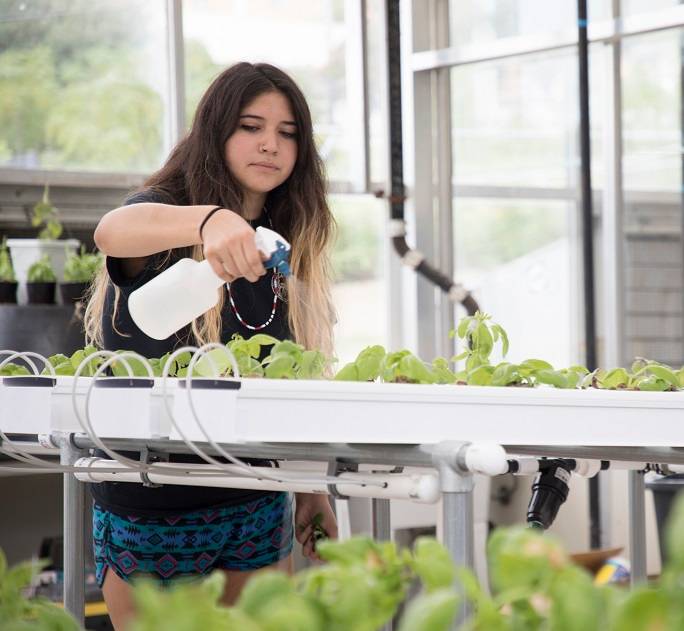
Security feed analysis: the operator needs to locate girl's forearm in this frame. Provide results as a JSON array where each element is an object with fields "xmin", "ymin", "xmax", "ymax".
[{"xmin": 94, "ymin": 203, "xmax": 218, "ymax": 257}]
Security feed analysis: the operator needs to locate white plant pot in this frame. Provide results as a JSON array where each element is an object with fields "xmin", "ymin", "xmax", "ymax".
[
  {"xmin": 7, "ymin": 238, "xmax": 80, "ymax": 305},
  {"xmin": 170, "ymin": 379, "xmax": 241, "ymax": 443},
  {"xmin": 0, "ymin": 375, "xmax": 57, "ymax": 434}
]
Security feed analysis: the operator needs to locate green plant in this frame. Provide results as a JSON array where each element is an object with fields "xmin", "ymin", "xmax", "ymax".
[
  {"xmin": 26, "ymin": 255, "xmax": 56, "ymax": 283},
  {"xmin": 451, "ymin": 311, "xmax": 513, "ymax": 386},
  {"xmin": 193, "ymin": 334, "xmax": 280, "ymax": 378},
  {"xmin": 335, "ymin": 345, "xmax": 387, "ymax": 382},
  {"xmin": 126, "ymin": 535, "xmax": 457, "ymax": 631},
  {"xmin": 584, "ymin": 359, "xmax": 681, "ymax": 392},
  {"xmin": 0, "ymin": 363, "xmax": 32, "ymax": 376},
  {"xmin": 262, "ymin": 339, "xmax": 330, "ymax": 380},
  {"xmin": 452, "ymin": 311, "xmax": 509, "ymax": 368},
  {"xmin": 43, "ymin": 345, "xmax": 103, "ymax": 377},
  {"xmin": 0, "ymin": 237, "xmax": 15, "ymax": 282},
  {"xmin": 381, "ymin": 349, "xmax": 437, "ymax": 384},
  {"xmin": 62, "ymin": 246, "xmax": 103, "ymax": 283},
  {"xmin": 0, "ymin": 548, "xmax": 81, "ymax": 631},
  {"xmin": 32, "ymin": 185, "xmax": 63, "ymax": 240}
]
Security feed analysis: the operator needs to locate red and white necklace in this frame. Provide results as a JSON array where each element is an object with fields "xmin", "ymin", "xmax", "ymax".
[{"xmin": 226, "ymin": 209, "xmax": 287, "ymax": 331}]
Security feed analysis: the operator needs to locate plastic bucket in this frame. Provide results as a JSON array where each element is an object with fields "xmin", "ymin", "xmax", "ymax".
[{"xmin": 6, "ymin": 239, "xmax": 80, "ymax": 304}]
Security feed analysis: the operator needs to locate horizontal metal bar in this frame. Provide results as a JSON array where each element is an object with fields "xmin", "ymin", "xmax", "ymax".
[
  {"xmin": 0, "ymin": 168, "xmax": 363, "ymax": 196},
  {"xmin": 413, "ymin": 6, "xmax": 684, "ymax": 71},
  {"xmin": 70, "ymin": 435, "xmax": 438, "ymax": 467},
  {"xmin": 505, "ymin": 444, "xmax": 684, "ymax": 464}
]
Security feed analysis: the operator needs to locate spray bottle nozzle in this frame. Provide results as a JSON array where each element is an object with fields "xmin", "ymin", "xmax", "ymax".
[
  {"xmin": 255, "ymin": 227, "xmax": 291, "ymax": 277},
  {"xmin": 265, "ymin": 240, "xmax": 291, "ymax": 277}
]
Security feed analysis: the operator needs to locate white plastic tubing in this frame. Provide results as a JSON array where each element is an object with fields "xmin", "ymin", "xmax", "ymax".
[{"xmin": 73, "ymin": 458, "xmax": 441, "ymax": 503}]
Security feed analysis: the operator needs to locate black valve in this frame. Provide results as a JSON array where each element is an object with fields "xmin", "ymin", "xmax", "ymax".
[{"xmin": 526, "ymin": 459, "xmax": 572, "ymax": 530}]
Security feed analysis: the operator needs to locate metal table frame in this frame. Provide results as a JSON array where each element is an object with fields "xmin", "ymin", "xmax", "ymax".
[{"xmin": 54, "ymin": 434, "xmax": 675, "ymax": 628}]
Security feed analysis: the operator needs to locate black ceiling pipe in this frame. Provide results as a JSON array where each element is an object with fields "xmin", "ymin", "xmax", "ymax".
[
  {"xmin": 578, "ymin": 0, "xmax": 601, "ymax": 551},
  {"xmin": 384, "ymin": 0, "xmax": 479, "ymax": 317}
]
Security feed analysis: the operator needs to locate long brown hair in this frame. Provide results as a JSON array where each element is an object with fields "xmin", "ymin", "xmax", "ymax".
[{"xmin": 84, "ymin": 62, "xmax": 336, "ymax": 357}]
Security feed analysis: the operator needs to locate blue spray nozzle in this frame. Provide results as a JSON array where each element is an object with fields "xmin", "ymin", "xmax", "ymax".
[{"xmin": 263, "ymin": 240, "xmax": 291, "ymax": 277}]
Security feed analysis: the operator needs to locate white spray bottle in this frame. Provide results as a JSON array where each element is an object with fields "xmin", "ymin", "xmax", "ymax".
[{"xmin": 128, "ymin": 227, "xmax": 291, "ymax": 340}]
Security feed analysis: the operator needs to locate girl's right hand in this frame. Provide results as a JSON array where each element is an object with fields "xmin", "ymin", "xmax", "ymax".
[{"xmin": 201, "ymin": 208, "xmax": 267, "ymax": 283}]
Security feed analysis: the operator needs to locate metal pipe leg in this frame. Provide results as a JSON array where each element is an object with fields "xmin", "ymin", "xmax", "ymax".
[
  {"xmin": 439, "ymin": 465, "xmax": 474, "ymax": 628},
  {"xmin": 60, "ymin": 433, "xmax": 87, "ymax": 624},
  {"xmin": 628, "ymin": 470, "xmax": 647, "ymax": 585},
  {"xmin": 372, "ymin": 498, "xmax": 391, "ymax": 541},
  {"xmin": 371, "ymin": 498, "xmax": 393, "ymax": 631}
]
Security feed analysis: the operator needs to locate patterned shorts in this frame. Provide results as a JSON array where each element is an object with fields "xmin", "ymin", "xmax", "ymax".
[{"xmin": 93, "ymin": 492, "xmax": 293, "ymax": 587}]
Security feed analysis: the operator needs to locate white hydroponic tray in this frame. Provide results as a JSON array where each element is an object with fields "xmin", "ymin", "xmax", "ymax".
[
  {"xmin": 232, "ymin": 379, "xmax": 684, "ymax": 446},
  {"xmin": 1, "ymin": 377, "xmax": 175, "ymax": 439},
  {"xmin": 3, "ymin": 377, "xmax": 684, "ymax": 446}
]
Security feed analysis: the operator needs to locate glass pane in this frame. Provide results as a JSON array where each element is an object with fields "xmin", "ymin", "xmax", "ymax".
[
  {"xmin": 448, "ymin": 0, "xmax": 607, "ymax": 49},
  {"xmin": 0, "ymin": 0, "xmax": 168, "ymax": 172},
  {"xmin": 365, "ymin": 0, "xmax": 387, "ymax": 185},
  {"xmin": 452, "ymin": 198, "xmax": 574, "ymax": 367},
  {"xmin": 621, "ymin": 29, "xmax": 684, "ymax": 367},
  {"xmin": 623, "ymin": 0, "xmax": 680, "ymax": 16},
  {"xmin": 450, "ymin": 51, "xmax": 587, "ymax": 367},
  {"xmin": 330, "ymin": 195, "xmax": 387, "ymax": 364},
  {"xmin": 622, "ymin": 31, "xmax": 682, "ymax": 193},
  {"xmin": 183, "ymin": 0, "xmax": 355, "ymax": 183},
  {"xmin": 451, "ymin": 52, "xmax": 578, "ymax": 188}
]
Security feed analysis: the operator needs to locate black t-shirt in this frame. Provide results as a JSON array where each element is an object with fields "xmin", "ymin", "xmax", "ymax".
[{"xmin": 91, "ymin": 189, "xmax": 291, "ymax": 516}]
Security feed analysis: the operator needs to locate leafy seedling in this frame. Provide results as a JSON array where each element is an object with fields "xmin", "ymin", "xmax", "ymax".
[
  {"xmin": 32, "ymin": 184, "xmax": 63, "ymax": 240},
  {"xmin": 0, "ymin": 237, "xmax": 15, "ymax": 282}
]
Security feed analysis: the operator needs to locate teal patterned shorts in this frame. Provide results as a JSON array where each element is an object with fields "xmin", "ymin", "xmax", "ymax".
[{"xmin": 93, "ymin": 492, "xmax": 293, "ymax": 586}]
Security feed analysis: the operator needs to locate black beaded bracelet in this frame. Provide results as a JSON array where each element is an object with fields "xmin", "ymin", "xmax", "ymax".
[{"xmin": 198, "ymin": 206, "xmax": 226, "ymax": 241}]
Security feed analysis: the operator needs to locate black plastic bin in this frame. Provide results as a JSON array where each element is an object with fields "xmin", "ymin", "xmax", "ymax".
[{"xmin": 645, "ymin": 474, "xmax": 684, "ymax": 565}]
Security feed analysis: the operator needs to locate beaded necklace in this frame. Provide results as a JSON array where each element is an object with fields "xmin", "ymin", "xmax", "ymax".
[{"xmin": 226, "ymin": 208, "xmax": 288, "ymax": 331}]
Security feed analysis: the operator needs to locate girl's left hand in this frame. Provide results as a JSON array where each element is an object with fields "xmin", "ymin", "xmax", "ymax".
[{"xmin": 294, "ymin": 493, "xmax": 338, "ymax": 561}]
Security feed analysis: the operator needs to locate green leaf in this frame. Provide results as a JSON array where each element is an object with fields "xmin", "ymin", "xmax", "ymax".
[
  {"xmin": 601, "ymin": 368, "xmax": 630, "ymax": 390},
  {"xmin": 355, "ymin": 345, "xmax": 386, "ymax": 381},
  {"xmin": 634, "ymin": 375, "xmax": 669, "ymax": 391},
  {"xmin": 397, "ymin": 589, "xmax": 459, "ymax": 631},
  {"xmin": 473, "ymin": 322, "xmax": 493, "ymax": 358},
  {"xmin": 194, "ymin": 348, "xmax": 231, "ymax": 377},
  {"xmin": 488, "ymin": 527, "xmax": 567, "ymax": 594},
  {"xmin": 490, "ymin": 362, "xmax": 521, "ymax": 387},
  {"xmin": 237, "ymin": 572, "xmax": 294, "ymax": 617},
  {"xmin": 492, "ymin": 324, "xmax": 509, "ymax": 357},
  {"xmin": 647, "ymin": 364, "xmax": 680, "ymax": 389},
  {"xmin": 264, "ymin": 355, "xmax": 296, "ymax": 379},
  {"xmin": 608, "ymin": 588, "xmax": 669, "ymax": 631},
  {"xmin": 457, "ymin": 316, "xmax": 472, "ymax": 339},
  {"xmin": 412, "ymin": 538, "xmax": 455, "ymax": 592},
  {"xmin": 536, "ymin": 370, "xmax": 569, "ymax": 389},
  {"xmin": 431, "ymin": 357, "xmax": 456, "ymax": 384},
  {"xmin": 467, "ymin": 364, "xmax": 494, "ymax": 386},
  {"xmin": 548, "ymin": 565, "xmax": 602, "ymax": 631},
  {"xmin": 334, "ymin": 362, "xmax": 359, "ymax": 381},
  {"xmin": 297, "ymin": 350, "xmax": 327, "ymax": 380},
  {"xmin": 520, "ymin": 358, "xmax": 554, "ymax": 372}
]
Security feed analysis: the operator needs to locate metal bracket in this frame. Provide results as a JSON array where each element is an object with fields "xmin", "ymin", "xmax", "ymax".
[
  {"xmin": 326, "ymin": 459, "xmax": 359, "ymax": 500},
  {"xmin": 139, "ymin": 446, "xmax": 169, "ymax": 488}
]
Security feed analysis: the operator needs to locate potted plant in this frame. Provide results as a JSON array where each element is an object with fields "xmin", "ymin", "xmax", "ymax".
[
  {"xmin": 26, "ymin": 254, "xmax": 57, "ymax": 304},
  {"xmin": 0, "ymin": 237, "xmax": 17, "ymax": 304},
  {"xmin": 60, "ymin": 246, "xmax": 103, "ymax": 304},
  {"xmin": 6, "ymin": 184, "xmax": 79, "ymax": 304}
]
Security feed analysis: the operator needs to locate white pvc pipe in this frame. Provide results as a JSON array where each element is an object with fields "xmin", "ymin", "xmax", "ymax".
[{"xmin": 74, "ymin": 458, "xmax": 441, "ymax": 503}]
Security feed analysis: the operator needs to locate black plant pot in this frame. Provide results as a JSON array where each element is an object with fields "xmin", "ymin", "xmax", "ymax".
[
  {"xmin": 0, "ymin": 281, "xmax": 18, "ymax": 304},
  {"xmin": 59, "ymin": 282, "xmax": 89, "ymax": 305},
  {"xmin": 27, "ymin": 282, "xmax": 56, "ymax": 305}
]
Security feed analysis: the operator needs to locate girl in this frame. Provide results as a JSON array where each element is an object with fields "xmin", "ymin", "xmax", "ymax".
[{"xmin": 84, "ymin": 62, "xmax": 338, "ymax": 630}]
